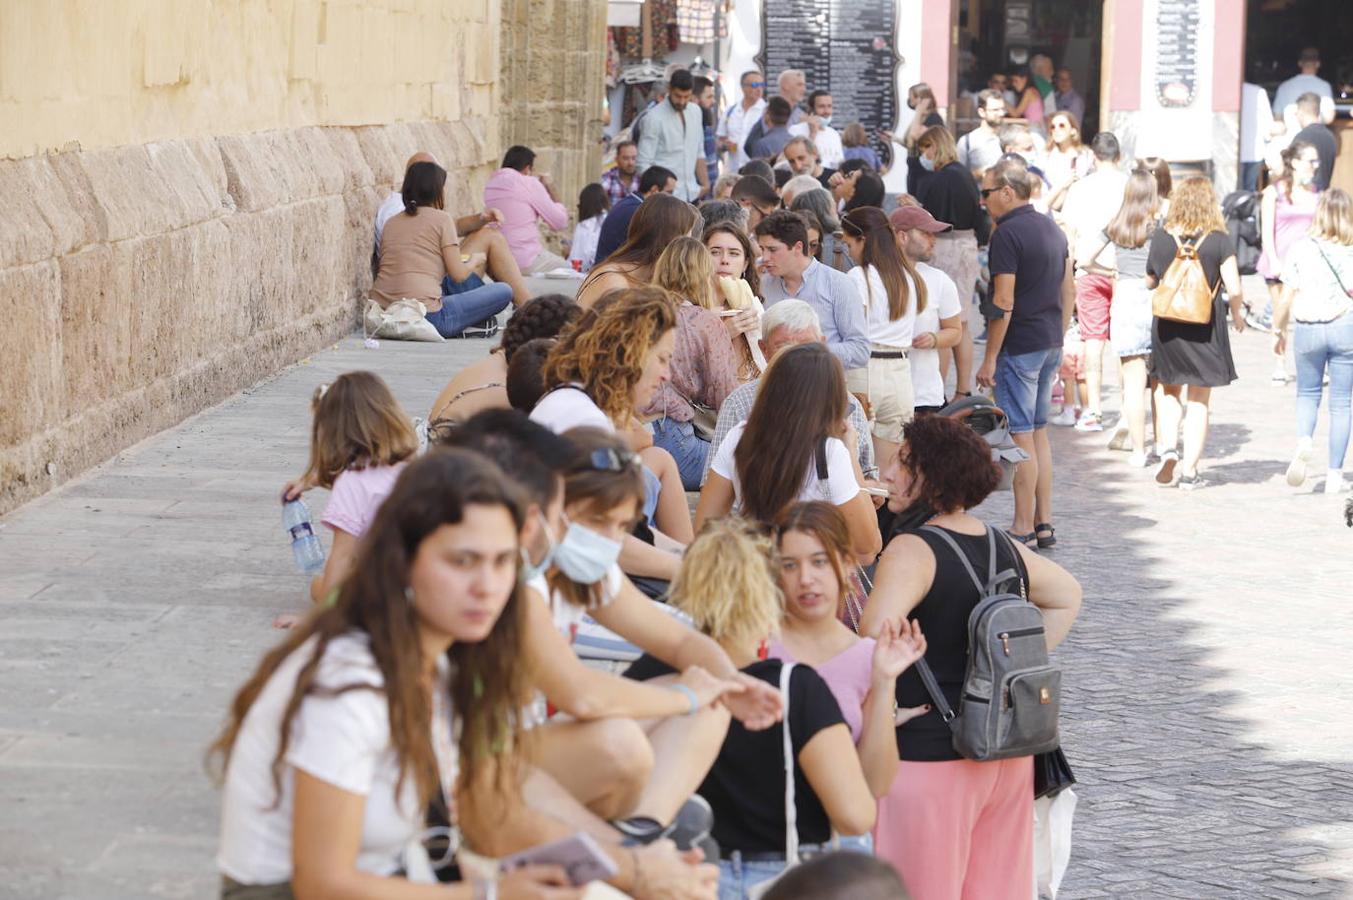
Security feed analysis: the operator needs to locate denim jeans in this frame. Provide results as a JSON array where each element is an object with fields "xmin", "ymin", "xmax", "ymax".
[
  {"xmin": 994, "ymin": 347, "xmax": 1063, "ymax": 434},
  {"xmin": 651, "ymin": 417, "xmax": 711, "ymax": 491},
  {"xmin": 1294, "ymin": 311, "xmax": 1353, "ymax": 469},
  {"xmin": 1240, "ymin": 161, "xmax": 1262, "ymax": 193},
  {"xmin": 717, "ymin": 855, "xmax": 788, "ymax": 900},
  {"xmin": 423, "ymin": 279, "xmax": 513, "ymax": 338}
]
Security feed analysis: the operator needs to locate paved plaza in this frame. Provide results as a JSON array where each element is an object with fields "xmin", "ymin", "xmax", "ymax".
[{"xmin": 1, "ymin": 282, "xmax": 1351, "ymax": 899}]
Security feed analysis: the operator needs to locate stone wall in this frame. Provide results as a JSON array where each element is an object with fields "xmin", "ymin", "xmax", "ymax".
[
  {"xmin": 499, "ymin": 0, "xmax": 610, "ymax": 239},
  {"xmin": 0, "ymin": 0, "xmax": 607, "ymax": 515}
]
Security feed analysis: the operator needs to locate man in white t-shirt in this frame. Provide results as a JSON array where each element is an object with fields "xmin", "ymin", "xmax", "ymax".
[
  {"xmin": 1060, "ymin": 132, "xmax": 1128, "ymax": 432},
  {"xmin": 788, "ymin": 90, "xmax": 846, "ymax": 169},
  {"xmin": 1273, "ymin": 47, "xmax": 1336, "ymax": 130},
  {"xmin": 1240, "ymin": 83, "xmax": 1277, "ymax": 193},
  {"xmin": 889, "ymin": 205, "xmax": 964, "ymax": 413},
  {"xmin": 372, "ymin": 151, "xmax": 531, "ymax": 304},
  {"xmin": 958, "ymin": 91, "xmax": 1007, "ymax": 177},
  {"xmin": 718, "ymin": 70, "xmax": 768, "ymax": 172}
]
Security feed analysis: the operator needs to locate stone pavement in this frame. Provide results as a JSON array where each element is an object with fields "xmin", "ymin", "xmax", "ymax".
[{"xmin": 2, "ymin": 282, "xmax": 1352, "ymax": 898}]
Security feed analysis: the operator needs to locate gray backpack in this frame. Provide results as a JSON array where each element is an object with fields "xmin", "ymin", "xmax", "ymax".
[{"xmin": 913, "ymin": 526, "xmax": 1062, "ymax": 761}]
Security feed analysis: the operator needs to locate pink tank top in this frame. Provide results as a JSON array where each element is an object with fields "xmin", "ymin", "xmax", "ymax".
[
  {"xmin": 768, "ymin": 637, "xmax": 876, "ymax": 742},
  {"xmin": 1259, "ymin": 186, "xmax": 1318, "ymax": 279}
]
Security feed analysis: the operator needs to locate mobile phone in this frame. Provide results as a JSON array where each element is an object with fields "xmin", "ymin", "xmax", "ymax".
[{"xmin": 499, "ymin": 832, "xmax": 619, "ymax": 886}]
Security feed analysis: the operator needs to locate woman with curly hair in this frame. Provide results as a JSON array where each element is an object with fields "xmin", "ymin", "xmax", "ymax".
[
  {"xmin": 1145, "ymin": 177, "xmax": 1247, "ymax": 489},
  {"xmin": 577, "ymin": 193, "xmax": 703, "ymax": 309},
  {"xmin": 532, "ymin": 287, "xmax": 690, "ymax": 578},
  {"xmin": 428, "ymin": 294, "xmax": 581, "ymax": 427},
  {"xmin": 863, "ymin": 416, "xmax": 1081, "ymax": 900},
  {"xmin": 212, "ymin": 450, "xmax": 578, "ymax": 898}
]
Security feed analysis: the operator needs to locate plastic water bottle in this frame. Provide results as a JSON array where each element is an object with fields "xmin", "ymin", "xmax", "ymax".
[{"xmin": 282, "ymin": 499, "xmax": 326, "ymax": 575}]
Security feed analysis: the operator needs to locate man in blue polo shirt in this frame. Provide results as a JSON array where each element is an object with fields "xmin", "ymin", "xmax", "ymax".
[
  {"xmin": 755, "ymin": 210, "xmax": 868, "ymax": 371},
  {"xmin": 977, "ymin": 155, "xmax": 1074, "ymax": 551},
  {"xmin": 592, "ymin": 165, "xmax": 677, "ymax": 267}
]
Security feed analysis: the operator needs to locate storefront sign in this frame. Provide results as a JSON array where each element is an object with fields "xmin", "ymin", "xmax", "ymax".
[
  {"xmin": 759, "ymin": 0, "xmax": 900, "ymax": 148},
  {"xmin": 1154, "ymin": 0, "xmax": 1201, "ymax": 108}
]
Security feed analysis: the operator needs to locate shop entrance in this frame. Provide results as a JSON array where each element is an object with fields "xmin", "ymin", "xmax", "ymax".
[{"xmin": 957, "ymin": 0, "xmax": 1104, "ymax": 135}]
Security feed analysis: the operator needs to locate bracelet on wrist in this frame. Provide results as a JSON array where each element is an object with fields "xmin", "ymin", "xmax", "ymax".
[{"xmin": 670, "ymin": 683, "xmax": 700, "ymax": 716}]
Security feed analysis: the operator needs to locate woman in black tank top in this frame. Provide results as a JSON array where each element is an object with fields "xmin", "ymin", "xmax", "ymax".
[{"xmin": 859, "ymin": 415, "xmax": 1082, "ymax": 899}]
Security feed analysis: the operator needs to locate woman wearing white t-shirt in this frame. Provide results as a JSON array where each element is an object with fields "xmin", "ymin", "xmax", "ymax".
[
  {"xmin": 696, "ymin": 343, "xmax": 882, "ymax": 564},
  {"xmin": 892, "ymin": 212, "xmax": 965, "ymax": 413},
  {"xmin": 841, "ymin": 206, "xmax": 929, "ymax": 465},
  {"xmin": 211, "ymin": 450, "xmax": 578, "ymax": 899}
]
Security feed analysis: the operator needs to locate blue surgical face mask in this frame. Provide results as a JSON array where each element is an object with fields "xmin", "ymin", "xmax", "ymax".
[
  {"xmin": 919, "ymin": 154, "xmax": 936, "ymax": 172},
  {"xmin": 818, "ymin": 115, "xmax": 832, "ymax": 127},
  {"xmin": 520, "ymin": 511, "xmax": 557, "ymax": 582},
  {"xmin": 553, "ymin": 520, "xmax": 623, "ymax": 585}
]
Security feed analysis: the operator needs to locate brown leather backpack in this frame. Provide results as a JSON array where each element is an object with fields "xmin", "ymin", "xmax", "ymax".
[{"xmin": 1151, "ymin": 236, "xmax": 1217, "ymax": 324}]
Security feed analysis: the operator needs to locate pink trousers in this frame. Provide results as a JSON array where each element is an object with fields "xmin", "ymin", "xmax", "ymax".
[{"xmin": 874, "ymin": 756, "xmax": 1033, "ymax": 900}]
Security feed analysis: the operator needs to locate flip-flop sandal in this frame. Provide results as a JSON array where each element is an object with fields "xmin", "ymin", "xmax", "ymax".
[
  {"xmin": 1007, "ymin": 530, "xmax": 1038, "ymax": 550},
  {"xmin": 1035, "ymin": 523, "xmax": 1057, "ymax": 549}
]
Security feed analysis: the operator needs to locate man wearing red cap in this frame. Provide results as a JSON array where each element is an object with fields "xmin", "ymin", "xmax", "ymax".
[{"xmin": 890, "ymin": 203, "xmax": 966, "ymax": 414}]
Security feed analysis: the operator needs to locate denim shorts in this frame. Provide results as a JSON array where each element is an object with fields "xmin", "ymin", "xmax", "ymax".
[{"xmin": 995, "ymin": 346, "xmax": 1063, "ymax": 434}]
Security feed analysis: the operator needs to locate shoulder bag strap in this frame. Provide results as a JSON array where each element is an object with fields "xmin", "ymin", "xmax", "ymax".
[
  {"xmin": 1314, "ymin": 242, "xmax": 1353, "ymax": 300},
  {"xmin": 778, "ymin": 662, "xmax": 799, "ymax": 863},
  {"xmin": 815, "ymin": 437, "xmax": 830, "ymax": 481},
  {"xmin": 918, "ymin": 525, "xmax": 985, "ymax": 593}
]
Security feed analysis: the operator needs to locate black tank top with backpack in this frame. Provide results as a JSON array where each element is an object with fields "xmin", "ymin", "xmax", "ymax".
[{"xmin": 893, "ymin": 525, "xmax": 1029, "ymax": 762}]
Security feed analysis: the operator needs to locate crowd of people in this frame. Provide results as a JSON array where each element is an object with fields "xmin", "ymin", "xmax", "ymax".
[{"xmin": 214, "ymin": 48, "xmax": 1353, "ymax": 900}]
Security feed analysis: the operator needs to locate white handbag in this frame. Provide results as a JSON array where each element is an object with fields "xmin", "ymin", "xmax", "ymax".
[{"xmin": 364, "ymin": 297, "xmax": 444, "ymax": 342}]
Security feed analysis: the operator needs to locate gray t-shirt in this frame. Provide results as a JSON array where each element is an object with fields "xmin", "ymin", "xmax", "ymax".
[{"xmin": 1104, "ymin": 228, "xmax": 1152, "ymax": 280}]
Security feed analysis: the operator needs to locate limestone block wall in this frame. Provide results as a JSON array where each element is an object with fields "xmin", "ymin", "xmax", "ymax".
[
  {"xmin": 0, "ymin": 122, "xmax": 498, "ymax": 514},
  {"xmin": 499, "ymin": 0, "xmax": 610, "ymax": 242}
]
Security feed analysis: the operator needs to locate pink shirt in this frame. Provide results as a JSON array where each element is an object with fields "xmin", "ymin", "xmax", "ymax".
[
  {"xmin": 768, "ymin": 636, "xmax": 876, "ymax": 742},
  {"xmin": 320, "ymin": 464, "xmax": 406, "ymax": 537},
  {"xmin": 482, "ymin": 167, "xmax": 569, "ymax": 270}
]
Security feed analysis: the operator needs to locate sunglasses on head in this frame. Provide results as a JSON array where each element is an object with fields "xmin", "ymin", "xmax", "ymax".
[{"xmin": 574, "ymin": 448, "xmax": 639, "ymax": 474}]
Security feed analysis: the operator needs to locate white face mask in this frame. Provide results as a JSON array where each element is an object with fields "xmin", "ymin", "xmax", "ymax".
[
  {"xmin": 552, "ymin": 520, "xmax": 623, "ymax": 585},
  {"xmin": 919, "ymin": 155, "xmax": 936, "ymax": 172}
]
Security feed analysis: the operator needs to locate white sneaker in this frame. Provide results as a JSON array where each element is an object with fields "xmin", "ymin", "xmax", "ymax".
[
  {"xmin": 1127, "ymin": 452, "xmax": 1149, "ymax": 468},
  {"xmin": 1074, "ymin": 411, "xmax": 1104, "ymax": 432},
  {"xmin": 1286, "ymin": 440, "xmax": 1313, "ymax": 487},
  {"xmin": 1325, "ymin": 470, "xmax": 1346, "ymax": 494},
  {"xmin": 1271, "ymin": 364, "xmax": 1291, "ymax": 385},
  {"xmin": 1050, "ymin": 408, "xmax": 1078, "ymax": 427}
]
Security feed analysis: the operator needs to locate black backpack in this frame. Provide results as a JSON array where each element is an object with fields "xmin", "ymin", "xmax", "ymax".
[{"xmin": 1222, "ymin": 190, "xmax": 1261, "ymax": 276}]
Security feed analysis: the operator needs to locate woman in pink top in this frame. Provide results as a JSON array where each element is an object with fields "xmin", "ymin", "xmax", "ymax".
[
  {"xmin": 279, "ymin": 372, "xmax": 417, "ymax": 625},
  {"xmin": 1008, "ymin": 68, "xmax": 1045, "ymax": 127},
  {"xmin": 1259, "ymin": 140, "xmax": 1322, "ymax": 382},
  {"xmin": 769, "ymin": 502, "xmax": 929, "ymax": 851}
]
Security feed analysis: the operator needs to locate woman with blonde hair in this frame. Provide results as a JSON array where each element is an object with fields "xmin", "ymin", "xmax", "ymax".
[
  {"xmin": 625, "ymin": 518, "xmax": 879, "ymax": 899},
  {"xmin": 1145, "ymin": 177, "xmax": 1247, "ymax": 489},
  {"xmin": 901, "ymin": 82, "xmax": 945, "ymax": 150},
  {"xmin": 911, "ymin": 124, "xmax": 985, "ymax": 400},
  {"xmin": 1274, "ymin": 188, "xmax": 1353, "ymax": 493},
  {"xmin": 841, "ymin": 123, "xmax": 881, "ymax": 171},
  {"xmin": 644, "ymin": 237, "xmax": 744, "ymax": 489},
  {"xmin": 1043, "ymin": 110, "xmax": 1093, "ymax": 211},
  {"xmin": 577, "ymin": 193, "xmax": 703, "ymax": 308}
]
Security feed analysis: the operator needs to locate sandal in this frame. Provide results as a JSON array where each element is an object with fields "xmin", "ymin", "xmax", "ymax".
[
  {"xmin": 1035, "ymin": 523, "xmax": 1057, "ymax": 549},
  {"xmin": 1006, "ymin": 530, "xmax": 1038, "ymax": 551}
]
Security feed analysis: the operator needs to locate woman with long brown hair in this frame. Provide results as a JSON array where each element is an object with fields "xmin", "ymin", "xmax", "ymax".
[
  {"xmin": 1079, "ymin": 170, "xmax": 1160, "ymax": 466},
  {"xmin": 695, "ymin": 343, "xmax": 881, "ymax": 563},
  {"xmin": 1043, "ymin": 110, "xmax": 1093, "ymax": 212},
  {"xmin": 842, "ymin": 206, "xmax": 929, "ymax": 464},
  {"xmin": 577, "ymin": 193, "xmax": 702, "ymax": 309},
  {"xmin": 703, "ymin": 221, "xmax": 764, "ymax": 379},
  {"xmin": 212, "ymin": 450, "xmax": 576, "ymax": 899},
  {"xmin": 1145, "ymin": 177, "xmax": 1247, "ymax": 489}
]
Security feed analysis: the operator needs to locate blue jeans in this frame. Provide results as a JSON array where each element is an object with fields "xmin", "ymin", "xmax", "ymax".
[
  {"xmin": 651, "ymin": 417, "xmax": 711, "ymax": 491},
  {"xmin": 1294, "ymin": 312, "xmax": 1353, "ymax": 469},
  {"xmin": 717, "ymin": 855, "xmax": 788, "ymax": 900},
  {"xmin": 423, "ymin": 277, "xmax": 513, "ymax": 338},
  {"xmin": 1240, "ymin": 161, "xmax": 1262, "ymax": 193},
  {"xmin": 994, "ymin": 347, "xmax": 1063, "ymax": 434}
]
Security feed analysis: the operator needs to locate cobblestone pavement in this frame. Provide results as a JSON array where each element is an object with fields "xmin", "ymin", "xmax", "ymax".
[{"xmin": 2, "ymin": 280, "xmax": 1352, "ymax": 898}]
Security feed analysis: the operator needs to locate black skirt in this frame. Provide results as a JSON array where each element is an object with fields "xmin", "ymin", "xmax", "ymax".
[{"xmin": 1150, "ymin": 294, "xmax": 1238, "ymax": 387}]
